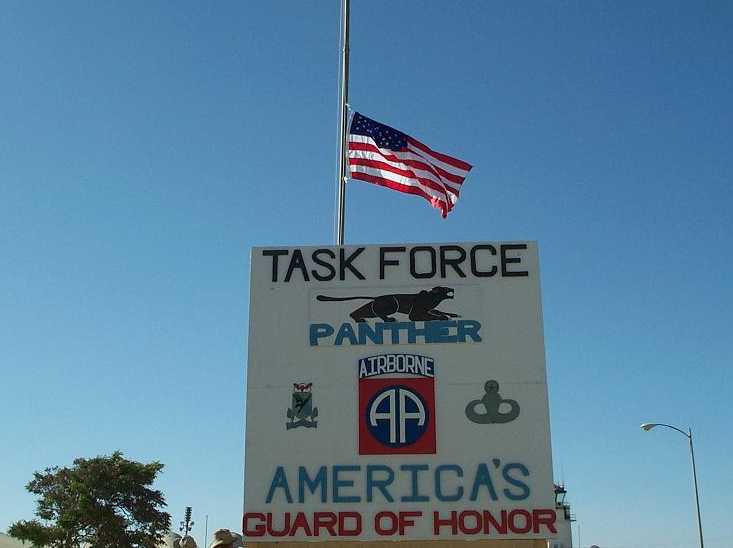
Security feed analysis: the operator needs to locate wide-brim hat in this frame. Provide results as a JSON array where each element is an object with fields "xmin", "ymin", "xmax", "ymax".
[{"xmin": 210, "ymin": 529, "xmax": 236, "ymax": 548}]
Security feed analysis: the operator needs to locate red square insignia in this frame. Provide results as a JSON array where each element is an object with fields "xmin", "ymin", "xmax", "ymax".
[{"xmin": 357, "ymin": 354, "xmax": 436, "ymax": 455}]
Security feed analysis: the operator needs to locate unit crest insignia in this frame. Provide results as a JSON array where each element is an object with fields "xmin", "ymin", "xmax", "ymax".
[{"xmin": 286, "ymin": 382, "xmax": 318, "ymax": 430}]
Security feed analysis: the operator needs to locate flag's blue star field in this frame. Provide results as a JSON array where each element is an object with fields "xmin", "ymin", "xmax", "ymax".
[{"xmin": 350, "ymin": 112, "xmax": 408, "ymax": 150}]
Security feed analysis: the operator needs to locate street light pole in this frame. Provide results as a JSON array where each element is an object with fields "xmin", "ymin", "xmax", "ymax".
[
  {"xmin": 688, "ymin": 428, "xmax": 704, "ymax": 548},
  {"xmin": 641, "ymin": 422, "xmax": 704, "ymax": 548}
]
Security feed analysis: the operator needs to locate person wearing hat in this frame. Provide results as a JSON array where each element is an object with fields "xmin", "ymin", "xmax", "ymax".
[
  {"xmin": 180, "ymin": 536, "xmax": 198, "ymax": 548},
  {"xmin": 209, "ymin": 529, "xmax": 243, "ymax": 548}
]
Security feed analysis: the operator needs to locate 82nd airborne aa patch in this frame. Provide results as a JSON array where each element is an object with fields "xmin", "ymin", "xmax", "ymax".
[{"xmin": 358, "ymin": 354, "xmax": 436, "ymax": 455}]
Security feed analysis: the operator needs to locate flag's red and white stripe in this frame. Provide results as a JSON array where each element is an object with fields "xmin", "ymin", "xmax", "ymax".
[{"xmin": 348, "ymin": 131, "xmax": 472, "ymax": 218}]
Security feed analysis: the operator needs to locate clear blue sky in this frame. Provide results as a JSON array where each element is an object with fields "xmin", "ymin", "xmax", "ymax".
[{"xmin": 1, "ymin": 2, "xmax": 731, "ymax": 547}]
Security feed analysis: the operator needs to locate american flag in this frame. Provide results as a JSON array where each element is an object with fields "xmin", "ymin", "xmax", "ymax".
[{"xmin": 348, "ymin": 112, "xmax": 472, "ymax": 218}]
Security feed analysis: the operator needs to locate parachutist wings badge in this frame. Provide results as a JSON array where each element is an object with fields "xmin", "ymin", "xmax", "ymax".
[{"xmin": 286, "ymin": 383, "xmax": 318, "ymax": 429}]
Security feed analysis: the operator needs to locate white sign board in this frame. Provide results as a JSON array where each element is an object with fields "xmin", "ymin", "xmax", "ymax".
[{"xmin": 244, "ymin": 242, "xmax": 560, "ymax": 542}]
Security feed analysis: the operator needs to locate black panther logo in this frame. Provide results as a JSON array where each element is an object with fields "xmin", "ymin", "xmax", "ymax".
[{"xmin": 316, "ymin": 286, "xmax": 460, "ymax": 323}]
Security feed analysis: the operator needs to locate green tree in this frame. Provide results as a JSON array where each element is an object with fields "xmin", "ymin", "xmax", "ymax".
[{"xmin": 8, "ymin": 451, "xmax": 171, "ymax": 548}]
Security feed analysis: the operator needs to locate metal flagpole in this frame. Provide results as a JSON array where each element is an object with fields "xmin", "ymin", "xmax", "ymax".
[
  {"xmin": 336, "ymin": 0, "xmax": 350, "ymax": 245},
  {"xmin": 203, "ymin": 514, "xmax": 208, "ymax": 547}
]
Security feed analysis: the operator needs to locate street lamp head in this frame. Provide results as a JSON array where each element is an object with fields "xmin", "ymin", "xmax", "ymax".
[{"xmin": 640, "ymin": 423, "xmax": 658, "ymax": 431}]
